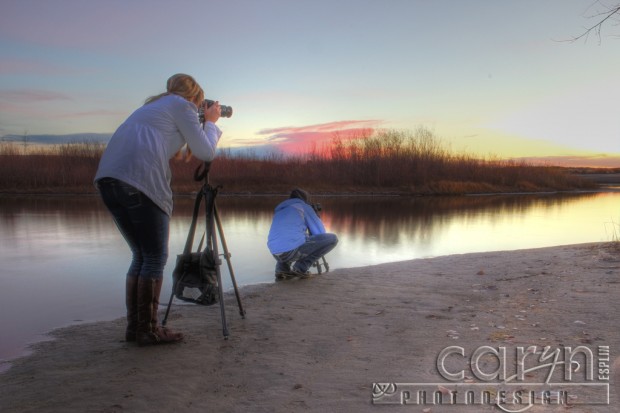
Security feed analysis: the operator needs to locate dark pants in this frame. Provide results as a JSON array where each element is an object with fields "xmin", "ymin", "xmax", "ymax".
[
  {"xmin": 273, "ymin": 233, "xmax": 338, "ymax": 273},
  {"xmin": 97, "ymin": 178, "xmax": 169, "ymax": 280}
]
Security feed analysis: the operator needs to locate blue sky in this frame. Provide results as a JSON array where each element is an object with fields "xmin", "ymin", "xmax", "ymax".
[{"xmin": 1, "ymin": 0, "xmax": 619, "ymax": 166}]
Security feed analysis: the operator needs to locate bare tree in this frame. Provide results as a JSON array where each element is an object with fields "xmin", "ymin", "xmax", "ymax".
[{"xmin": 570, "ymin": 1, "xmax": 620, "ymax": 42}]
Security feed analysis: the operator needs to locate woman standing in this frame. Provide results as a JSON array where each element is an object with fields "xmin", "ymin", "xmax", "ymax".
[{"xmin": 95, "ymin": 74, "xmax": 222, "ymax": 346}]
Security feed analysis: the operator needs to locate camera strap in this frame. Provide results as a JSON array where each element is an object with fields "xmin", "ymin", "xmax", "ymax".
[{"xmin": 183, "ymin": 161, "xmax": 215, "ymax": 254}]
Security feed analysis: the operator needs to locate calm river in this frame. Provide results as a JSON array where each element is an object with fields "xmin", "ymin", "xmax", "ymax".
[{"xmin": 1, "ymin": 190, "xmax": 619, "ymax": 371}]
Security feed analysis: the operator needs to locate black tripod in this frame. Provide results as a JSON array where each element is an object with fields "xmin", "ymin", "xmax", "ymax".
[{"xmin": 162, "ymin": 161, "xmax": 245, "ymax": 339}]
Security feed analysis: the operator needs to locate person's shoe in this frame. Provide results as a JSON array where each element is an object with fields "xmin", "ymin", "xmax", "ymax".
[
  {"xmin": 289, "ymin": 268, "xmax": 312, "ymax": 279},
  {"xmin": 275, "ymin": 271, "xmax": 295, "ymax": 281}
]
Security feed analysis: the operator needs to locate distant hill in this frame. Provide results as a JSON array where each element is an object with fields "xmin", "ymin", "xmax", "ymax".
[{"xmin": 0, "ymin": 133, "xmax": 112, "ymax": 145}]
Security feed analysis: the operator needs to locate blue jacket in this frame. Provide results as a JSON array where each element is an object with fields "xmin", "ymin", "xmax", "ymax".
[{"xmin": 267, "ymin": 198, "xmax": 326, "ymax": 254}]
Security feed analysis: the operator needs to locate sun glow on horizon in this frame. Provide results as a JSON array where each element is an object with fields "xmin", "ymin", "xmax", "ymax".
[{"xmin": 225, "ymin": 120, "xmax": 620, "ymax": 168}]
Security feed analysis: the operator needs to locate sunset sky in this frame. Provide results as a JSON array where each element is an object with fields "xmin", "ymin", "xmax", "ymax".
[{"xmin": 1, "ymin": 0, "xmax": 619, "ymax": 167}]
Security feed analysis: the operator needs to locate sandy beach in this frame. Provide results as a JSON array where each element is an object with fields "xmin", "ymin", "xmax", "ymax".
[{"xmin": 1, "ymin": 242, "xmax": 619, "ymax": 413}]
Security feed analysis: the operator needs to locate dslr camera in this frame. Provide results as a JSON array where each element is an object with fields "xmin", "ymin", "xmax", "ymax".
[{"xmin": 199, "ymin": 99, "xmax": 233, "ymax": 122}]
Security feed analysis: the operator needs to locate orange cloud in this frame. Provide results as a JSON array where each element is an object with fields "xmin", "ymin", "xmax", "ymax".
[{"xmin": 257, "ymin": 120, "xmax": 382, "ymax": 154}]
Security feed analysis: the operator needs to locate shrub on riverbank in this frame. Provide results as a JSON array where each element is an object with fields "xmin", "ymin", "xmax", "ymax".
[{"xmin": 0, "ymin": 129, "xmax": 597, "ymax": 194}]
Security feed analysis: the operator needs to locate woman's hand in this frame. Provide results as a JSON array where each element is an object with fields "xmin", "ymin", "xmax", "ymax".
[
  {"xmin": 202, "ymin": 100, "xmax": 221, "ymax": 123},
  {"xmin": 173, "ymin": 144, "xmax": 193, "ymax": 163}
]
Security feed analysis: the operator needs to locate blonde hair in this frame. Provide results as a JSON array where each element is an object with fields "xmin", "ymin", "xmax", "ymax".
[
  {"xmin": 144, "ymin": 73, "xmax": 205, "ymax": 106},
  {"xmin": 145, "ymin": 74, "xmax": 205, "ymax": 163}
]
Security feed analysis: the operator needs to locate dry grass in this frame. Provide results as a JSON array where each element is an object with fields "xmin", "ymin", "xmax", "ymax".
[
  {"xmin": 0, "ymin": 129, "xmax": 597, "ymax": 195},
  {"xmin": 0, "ymin": 141, "xmax": 105, "ymax": 193}
]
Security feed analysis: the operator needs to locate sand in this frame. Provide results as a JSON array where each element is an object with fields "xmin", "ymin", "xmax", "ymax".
[{"xmin": 1, "ymin": 242, "xmax": 619, "ymax": 413}]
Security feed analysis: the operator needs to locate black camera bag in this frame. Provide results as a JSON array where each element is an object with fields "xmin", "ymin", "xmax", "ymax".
[
  {"xmin": 171, "ymin": 185, "xmax": 220, "ymax": 306},
  {"xmin": 172, "ymin": 248, "xmax": 218, "ymax": 305}
]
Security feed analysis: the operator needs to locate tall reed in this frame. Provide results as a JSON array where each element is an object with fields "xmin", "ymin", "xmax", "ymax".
[
  {"xmin": 0, "ymin": 142, "xmax": 104, "ymax": 192},
  {"xmin": 0, "ymin": 129, "xmax": 597, "ymax": 194}
]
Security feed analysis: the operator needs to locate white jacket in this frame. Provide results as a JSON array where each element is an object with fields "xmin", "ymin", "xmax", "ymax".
[{"xmin": 95, "ymin": 94, "xmax": 221, "ymax": 215}]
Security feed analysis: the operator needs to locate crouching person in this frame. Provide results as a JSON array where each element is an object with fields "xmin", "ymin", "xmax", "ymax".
[{"xmin": 267, "ymin": 189, "xmax": 338, "ymax": 280}]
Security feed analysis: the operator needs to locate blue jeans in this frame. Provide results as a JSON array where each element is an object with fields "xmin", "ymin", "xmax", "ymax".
[
  {"xmin": 97, "ymin": 178, "xmax": 169, "ymax": 280},
  {"xmin": 273, "ymin": 233, "xmax": 338, "ymax": 273}
]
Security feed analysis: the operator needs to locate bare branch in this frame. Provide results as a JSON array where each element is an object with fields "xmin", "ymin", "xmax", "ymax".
[{"xmin": 567, "ymin": 2, "xmax": 620, "ymax": 43}]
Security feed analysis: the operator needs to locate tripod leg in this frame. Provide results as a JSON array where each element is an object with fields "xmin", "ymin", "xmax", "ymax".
[
  {"xmin": 205, "ymin": 190, "xmax": 230, "ymax": 339},
  {"xmin": 162, "ymin": 289, "xmax": 175, "ymax": 327},
  {"xmin": 312, "ymin": 256, "xmax": 328, "ymax": 274},
  {"xmin": 162, "ymin": 272, "xmax": 184, "ymax": 326},
  {"xmin": 214, "ymin": 259, "xmax": 229, "ymax": 339},
  {"xmin": 214, "ymin": 204, "xmax": 246, "ymax": 318}
]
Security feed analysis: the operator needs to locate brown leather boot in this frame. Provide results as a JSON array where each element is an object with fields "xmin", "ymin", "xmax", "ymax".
[
  {"xmin": 151, "ymin": 277, "xmax": 184, "ymax": 342},
  {"xmin": 151, "ymin": 276, "xmax": 162, "ymax": 332},
  {"xmin": 125, "ymin": 274, "xmax": 139, "ymax": 342},
  {"xmin": 136, "ymin": 277, "xmax": 184, "ymax": 346},
  {"xmin": 136, "ymin": 277, "xmax": 158, "ymax": 345}
]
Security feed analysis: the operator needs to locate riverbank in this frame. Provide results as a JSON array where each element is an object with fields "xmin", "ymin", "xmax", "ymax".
[{"xmin": 1, "ymin": 242, "xmax": 618, "ymax": 412}]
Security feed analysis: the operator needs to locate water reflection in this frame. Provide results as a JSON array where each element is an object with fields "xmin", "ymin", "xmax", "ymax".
[{"xmin": 0, "ymin": 191, "xmax": 618, "ymax": 369}]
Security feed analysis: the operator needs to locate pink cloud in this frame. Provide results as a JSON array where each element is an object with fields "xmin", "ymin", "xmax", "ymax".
[
  {"xmin": 0, "ymin": 98, "xmax": 123, "ymax": 121},
  {"xmin": 0, "ymin": 59, "xmax": 88, "ymax": 76},
  {"xmin": 57, "ymin": 110, "xmax": 125, "ymax": 119},
  {"xmin": 0, "ymin": 90, "xmax": 74, "ymax": 120},
  {"xmin": 0, "ymin": 89, "xmax": 73, "ymax": 103},
  {"xmin": 258, "ymin": 120, "xmax": 381, "ymax": 135},
  {"xmin": 257, "ymin": 120, "xmax": 382, "ymax": 154}
]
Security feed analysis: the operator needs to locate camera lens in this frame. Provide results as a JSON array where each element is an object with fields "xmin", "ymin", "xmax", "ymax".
[
  {"xmin": 220, "ymin": 105, "xmax": 233, "ymax": 118},
  {"xmin": 204, "ymin": 99, "xmax": 233, "ymax": 119}
]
